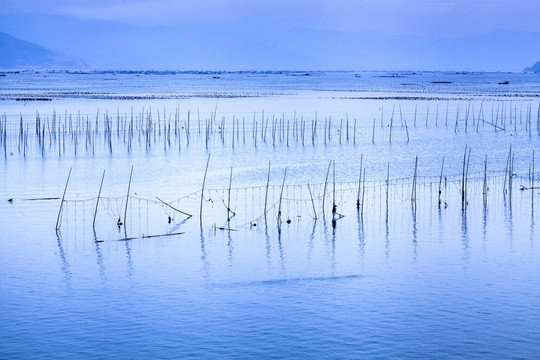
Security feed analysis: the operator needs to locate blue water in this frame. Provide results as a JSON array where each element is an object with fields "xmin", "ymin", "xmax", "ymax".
[
  {"xmin": 2, "ymin": 192, "xmax": 539, "ymax": 359},
  {"xmin": 1, "ymin": 71, "xmax": 540, "ymax": 358},
  {"xmin": 1, "ymin": 70, "xmax": 540, "ymax": 100}
]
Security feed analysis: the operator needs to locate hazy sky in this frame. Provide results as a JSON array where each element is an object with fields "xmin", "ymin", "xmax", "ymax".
[{"xmin": 2, "ymin": 0, "xmax": 540, "ymax": 38}]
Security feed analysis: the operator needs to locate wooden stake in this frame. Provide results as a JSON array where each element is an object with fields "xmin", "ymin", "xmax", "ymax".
[
  {"xmin": 200, "ymin": 154, "xmax": 211, "ymax": 226},
  {"xmin": 411, "ymin": 156, "xmax": 418, "ymax": 216},
  {"xmin": 123, "ymin": 165, "xmax": 133, "ymax": 227},
  {"xmin": 461, "ymin": 145, "xmax": 467, "ymax": 210},
  {"xmin": 155, "ymin": 196, "xmax": 192, "ymax": 218},
  {"xmin": 372, "ymin": 118, "xmax": 376, "ymax": 143},
  {"xmin": 322, "ymin": 160, "xmax": 332, "ymax": 217},
  {"xmin": 307, "ymin": 183, "xmax": 317, "ymax": 219},
  {"xmin": 361, "ymin": 169, "xmax": 366, "ymax": 217},
  {"xmin": 332, "ymin": 160, "xmax": 336, "ymax": 215},
  {"xmin": 277, "ymin": 168, "xmax": 287, "ymax": 231},
  {"xmin": 405, "ymin": 119, "xmax": 410, "ymax": 142},
  {"xmin": 533, "ymin": 150, "xmax": 535, "ymax": 208},
  {"xmin": 386, "ymin": 162, "xmax": 390, "ymax": 219},
  {"xmin": 356, "ymin": 154, "xmax": 363, "ymax": 208},
  {"xmin": 264, "ymin": 161, "xmax": 271, "ymax": 221},
  {"xmin": 483, "ymin": 155, "xmax": 488, "ymax": 206},
  {"xmin": 227, "ymin": 166, "xmax": 233, "ymax": 221},
  {"xmin": 389, "ymin": 105, "xmax": 394, "ymax": 143},
  {"xmin": 93, "ymin": 170, "xmax": 105, "ymax": 231},
  {"xmin": 55, "ymin": 168, "xmax": 72, "ymax": 231}
]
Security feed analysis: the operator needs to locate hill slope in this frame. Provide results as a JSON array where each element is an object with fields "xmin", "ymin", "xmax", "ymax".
[
  {"xmin": 0, "ymin": 31, "xmax": 86, "ymax": 69},
  {"xmin": 524, "ymin": 61, "xmax": 540, "ymax": 72}
]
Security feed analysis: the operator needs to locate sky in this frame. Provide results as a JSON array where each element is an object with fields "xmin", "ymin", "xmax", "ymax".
[
  {"xmin": 1, "ymin": 0, "xmax": 540, "ymax": 70},
  {"xmin": 3, "ymin": 0, "xmax": 540, "ymax": 37}
]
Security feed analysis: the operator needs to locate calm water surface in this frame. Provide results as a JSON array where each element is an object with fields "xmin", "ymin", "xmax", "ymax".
[{"xmin": 1, "ymin": 71, "xmax": 540, "ymax": 358}]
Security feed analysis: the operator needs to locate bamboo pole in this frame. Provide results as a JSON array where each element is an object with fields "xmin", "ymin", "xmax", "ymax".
[
  {"xmin": 322, "ymin": 160, "xmax": 332, "ymax": 217},
  {"xmin": 483, "ymin": 155, "xmax": 488, "ymax": 206},
  {"xmin": 307, "ymin": 183, "xmax": 317, "ymax": 219},
  {"xmin": 503, "ymin": 146, "xmax": 512, "ymax": 195},
  {"xmin": 332, "ymin": 160, "xmax": 336, "ymax": 215},
  {"xmin": 277, "ymin": 168, "xmax": 287, "ymax": 232},
  {"xmin": 356, "ymin": 154, "xmax": 363, "ymax": 208},
  {"xmin": 509, "ymin": 153, "xmax": 514, "ymax": 204},
  {"xmin": 411, "ymin": 156, "xmax": 418, "ymax": 216},
  {"xmin": 531, "ymin": 149, "xmax": 534, "ymax": 210},
  {"xmin": 445, "ymin": 101, "xmax": 449, "ymax": 127},
  {"xmin": 55, "ymin": 168, "xmax": 72, "ymax": 231},
  {"xmin": 123, "ymin": 165, "xmax": 134, "ymax": 228},
  {"xmin": 389, "ymin": 105, "xmax": 394, "ymax": 143},
  {"xmin": 155, "ymin": 196, "xmax": 192, "ymax": 218},
  {"xmin": 227, "ymin": 166, "xmax": 233, "ymax": 221},
  {"xmin": 372, "ymin": 118, "xmax": 376, "ymax": 143},
  {"xmin": 405, "ymin": 119, "xmax": 410, "ymax": 142},
  {"xmin": 461, "ymin": 146, "xmax": 467, "ymax": 210},
  {"xmin": 361, "ymin": 169, "xmax": 366, "ymax": 217},
  {"xmin": 200, "ymin": 154, "xmax": 211, "ymax": 226},
  {"xmin": 386, "ymin": 162, "xmax": 390, "ymax": 219},
  {"xmin": 264, "ymin": 161, "xmax": 271, "ymax": 221},
  {"xmin": 93, "ymin": 170, "xmax": 105, "ymax": 231}
]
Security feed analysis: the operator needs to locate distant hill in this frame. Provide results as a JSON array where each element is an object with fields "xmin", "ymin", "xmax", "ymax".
[
  {"xmin": 524, "ymin": 61, "xmax": 540, "ymax": 72},
  {"xmin": 1, "ymin": 14, "xmax": 540, "ymax": 71},
  {"xmin": 0, "ymin": 31, "xmax": 86, "ymax": 69}
]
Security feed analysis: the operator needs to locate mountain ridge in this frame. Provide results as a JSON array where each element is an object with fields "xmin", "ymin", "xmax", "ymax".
[
  {"xmin": 1, "ymin": 14, "xmax": 539, "ymax": 71},
  {"xmin": 524, "ymin": 61, "xmax": 540, "ymax": 72},
  {"xmin": 0, "ymin": 31, "xmax": 86, "ymax": 69}
]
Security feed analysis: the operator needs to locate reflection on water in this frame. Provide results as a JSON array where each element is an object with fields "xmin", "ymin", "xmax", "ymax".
[
  {"xmin": 124, "ymin": 239, "xmax": 133, "ymax": 279},
  {"xmin": 52, "ymin": 189, "xmax": 538, "ymax": 281},
  {"xmin": 93, "ymin": 232, "xmax": 106, "ymax": 283},
  {"xmin": 264, "ymin": 224, "xmax": 272, "ymax": 266},
  {"xmin": 356, "ymin": 211, "xmax": 365, "ymax": 271},
  {"xmin": 276, "ymin": 229, "xmax": 286, "ymax": 275},
  {"xmin": 460, "ymin": 208, "xmax": 470, "ymax": 266},
  {"xmin": 531, "ymin": 207, "xmax": 535, "ymax": 251},
  {"xmin": 505, "ymin": 196, "xmax": 514, "ymax": 254},
  {"xmin": 330, "ymin": 218, "xmax": 337, "ymax": 276},
  {"xmin": 212, "ymin": 274, "xmax": 365, "ymax": 288},
  {"xmin": 227, "ymin": 229, "xmax": 233, "ymax": 271},
  {"xmin": 200, "ymin": 227, "xmax": 209, "ymax": 281},
  {"xmin": 2, "ymin": 72, "xmax": 540, "ymax": 358},
  {"xmin": 385, "ymin": 216, "xmax": 390, "ymax": 259},
  {"xmin": 411, "ymin": 207, "xmax": 418, "ymax": 262},
  {"xmin": 2, "ymin": 177, "xmax": 540, "ymax": 359},
  {"xmin": 482, "ymin": 203, "xmax": 488, "ymax": 254},
  {"xmin": 55, "ymin": 232, "xmax": 71, "ymax": 285},
  {"xmin": 308, "ymin": 218, "xmax": 317, "ymax": 261}
]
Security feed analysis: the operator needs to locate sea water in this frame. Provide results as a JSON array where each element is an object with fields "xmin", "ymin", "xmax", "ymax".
[{"xmin": 1, "ymin": 70, "xmax": 540, "ymax": 358}]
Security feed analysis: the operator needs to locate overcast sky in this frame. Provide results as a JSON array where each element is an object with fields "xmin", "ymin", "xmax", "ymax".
[{"xmin": 2, "ymin": 0, "xmax": 540, "ymax": 38}]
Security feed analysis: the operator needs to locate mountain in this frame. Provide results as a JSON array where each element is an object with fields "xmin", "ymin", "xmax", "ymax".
[
  {"xmin": 0, "ymin": 14, "xmax": 539, "ymax": 71},
  {"xmin": 0, "ymin": 31, "xmax": 86, "ymax": 69},
  {"xmin": 524, "ymin": 61, "xmax": 540, "ymax": 72}
]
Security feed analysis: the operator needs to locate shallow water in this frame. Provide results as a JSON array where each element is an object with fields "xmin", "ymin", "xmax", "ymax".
[{"xmin": 1, "ymin": 71, "xmax": 540, "ymax": 358}]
